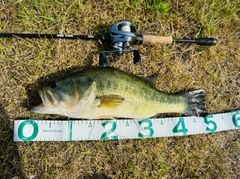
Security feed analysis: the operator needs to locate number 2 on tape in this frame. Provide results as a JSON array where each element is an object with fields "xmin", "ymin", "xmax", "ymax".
[{"xmin": 100, "ymin": 121, "xmax": 118, "ymax": 140}]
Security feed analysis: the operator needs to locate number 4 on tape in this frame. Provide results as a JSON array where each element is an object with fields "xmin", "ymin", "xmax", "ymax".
[{"xmin": 172, "ymin": 118, "xmax": 188, "ymax": 135}]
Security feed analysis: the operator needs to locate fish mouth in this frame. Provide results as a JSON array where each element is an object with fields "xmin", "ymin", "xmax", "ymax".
[{"xmin": 30, "ymin": 88, "xmax": 57, "ymax": 114}]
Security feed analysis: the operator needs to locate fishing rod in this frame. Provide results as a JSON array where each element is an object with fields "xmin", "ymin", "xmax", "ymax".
[{"xmin": 0, "ymin": 20, "xmax": 217, "ymax": 66}]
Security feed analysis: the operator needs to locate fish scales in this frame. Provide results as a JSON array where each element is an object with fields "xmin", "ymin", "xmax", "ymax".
[
  {"xmin": 80, "ymin": 68, "xmax": 170, "ymax": 103},
  {"xmin": 81, "ymin": 69, "xmax": 166, "ymax": 118}
]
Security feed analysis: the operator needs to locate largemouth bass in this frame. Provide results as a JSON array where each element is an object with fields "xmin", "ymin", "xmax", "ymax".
[{"xmin": 31, "ymin": 67, "xmax": 207, "ymax": 119}]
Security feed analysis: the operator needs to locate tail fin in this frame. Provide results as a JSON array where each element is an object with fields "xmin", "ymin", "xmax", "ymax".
[{"xmin": 181, "ymin": 90, "xmax": 207, "ymax": 117}]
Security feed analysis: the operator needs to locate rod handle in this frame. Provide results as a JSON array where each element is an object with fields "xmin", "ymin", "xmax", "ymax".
[{"xmin": 142, "ymin": 35, "xmax": 173, "ymax": 44}]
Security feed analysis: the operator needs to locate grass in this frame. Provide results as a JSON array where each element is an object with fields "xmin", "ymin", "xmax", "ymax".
[{"xmin": 0, "ymin": 0, "xmax": 240, "ymax": 178}]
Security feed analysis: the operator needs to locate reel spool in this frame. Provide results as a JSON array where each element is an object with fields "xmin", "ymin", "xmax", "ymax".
[
  {"xmin": 99, "ymin": 20, "xmax": 141, "ymax": 67},
  {"xmin": 110, "ymin": 20, "xmax": 137, "ymax": 52}
]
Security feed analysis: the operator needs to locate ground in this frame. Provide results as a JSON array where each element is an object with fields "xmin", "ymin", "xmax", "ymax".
[{"xmin": 0, "ymin": 0, "xmax": 239, "ymax": 178}]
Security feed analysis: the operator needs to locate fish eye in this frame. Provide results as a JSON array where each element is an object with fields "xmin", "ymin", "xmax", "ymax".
[{"xmin": 49, "ymin": 81, "xmax": 57, "ymax": 88}]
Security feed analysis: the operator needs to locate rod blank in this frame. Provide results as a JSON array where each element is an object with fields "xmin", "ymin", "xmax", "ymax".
[
  {"xmin": 0, "ymin": 33, "xmax": 106, "ymax": 40},
  {"xmin": 0, "ymin": 33, "xmax": 217, "ymax": 46}
]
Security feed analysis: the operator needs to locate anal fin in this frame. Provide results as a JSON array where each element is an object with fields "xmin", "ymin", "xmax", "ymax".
[{"xmin": 96, "ymin": 115, "xmax": 116, "ymax": 120}]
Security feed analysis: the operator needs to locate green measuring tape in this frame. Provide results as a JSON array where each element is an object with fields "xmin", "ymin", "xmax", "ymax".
[{"xmin": 14, "ymin": 111, "xmax": 240, "ymax": 142}]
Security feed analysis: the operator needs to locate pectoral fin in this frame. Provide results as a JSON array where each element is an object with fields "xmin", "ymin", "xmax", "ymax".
[{"xmin": 97, "ymin": 95, "xmax": 125, "ymax": 108}]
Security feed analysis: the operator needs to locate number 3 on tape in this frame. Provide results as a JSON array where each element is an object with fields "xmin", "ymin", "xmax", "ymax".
[{"xmin": 138, "ymin": 119, "xmax": 154, "ymax": 138}]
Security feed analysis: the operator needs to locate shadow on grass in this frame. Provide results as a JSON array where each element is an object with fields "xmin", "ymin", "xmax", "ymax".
[{"xmin": 0, "ymin": 102, "xmax": 25, "ymax": 178}]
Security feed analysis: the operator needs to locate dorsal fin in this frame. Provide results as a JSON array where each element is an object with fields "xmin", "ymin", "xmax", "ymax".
[{"xmin": 136, "ymin": 75, "xmax": 158, "ymax": 84}]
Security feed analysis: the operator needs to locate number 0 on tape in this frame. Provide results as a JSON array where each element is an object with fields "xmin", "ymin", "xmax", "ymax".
[{"xmin": 14, "ymin": 111, "xmax": 240, "ymax": 142}]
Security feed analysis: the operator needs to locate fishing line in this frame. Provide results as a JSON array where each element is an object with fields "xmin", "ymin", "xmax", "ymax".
[{"xmin": 14, "ymin": 110, "xmax": 239, "ymax": 142}]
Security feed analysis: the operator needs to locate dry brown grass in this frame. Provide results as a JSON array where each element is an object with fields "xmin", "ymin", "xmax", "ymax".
[{"xmin": 0, "ymin": 0, "xmax": 239, "ymax": 178}]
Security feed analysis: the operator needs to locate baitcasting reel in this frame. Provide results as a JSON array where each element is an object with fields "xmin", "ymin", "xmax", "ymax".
[{"xmin": 99, "ymin": 20, "xmax": 142, "ymax": 67}]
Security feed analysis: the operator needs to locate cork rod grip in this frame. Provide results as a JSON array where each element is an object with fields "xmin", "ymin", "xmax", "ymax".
[{"xmin": 142, "ymin": 35, "xmax": 173, "ymax": 44}]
